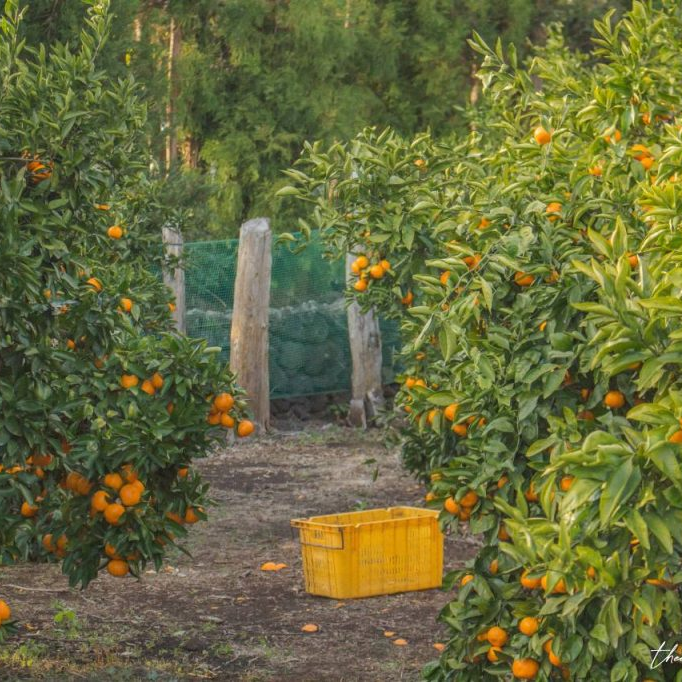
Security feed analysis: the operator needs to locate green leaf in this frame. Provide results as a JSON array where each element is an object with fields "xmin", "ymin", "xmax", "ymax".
[{"xmin": 599, "ymin": 458, "xmax": 640, "ymax": 527}]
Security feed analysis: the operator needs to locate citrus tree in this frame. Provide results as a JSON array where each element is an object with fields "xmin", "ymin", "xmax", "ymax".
[
  {"xmin": 0, "ymin": 0, "xmax": 252, "ymax": 640},
  {"xmin": 281, "ymin": 2, "xmax": 682, "ymax": 678}
]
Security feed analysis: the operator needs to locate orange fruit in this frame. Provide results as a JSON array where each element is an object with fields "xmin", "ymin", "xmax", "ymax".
[
  {"xmin": 86, "ymin": 277, "xmax": 102, "ymax": 292},
  {"xmin": 107, "ymin": 225, "xmax": 123, "ymax": 239},
  {"xmin": 487, "ymin": 626, "xmax": 508, "ymax": 647},
  {"xmin": 32, "ymin": 453, "xmax": 52, "ymax": 467},
  {"xmin": 559, "ymin": 476, "xmax": 574, "ymax": 492},
  {"xmin": 95, "ymin": 203, "xmax": 111, "ymax": 210},
  {"xmin": 640, "ymin": 155, "xmax": 655, "ymax": 170},
  {"xmin": 443, "ymin": 403, "xmax": 459, "ymax": 421},
  {"xmin": 497, "ymin": 475, "xmax": 509, "ymax": 489},
  {"xmin": 151, "ymin": 372, "xmax": 164, "ymax": 389},
  {"xmin": 104, "ymin": 543, "xmax": 120, "ymax": 559},
  {"xmin": 586, "ymin": 566, "xmax": 597, "ymax": 579},
  {"xmin": 669, "ymin": 430, "xmax": 682, "ymax": 444},
  {"xmin": 541, "ymin": 574, "xmax": 567, "ymax": 594},
  {"xmin": 588, "ymin": 164, "xmax": 603, "ymax": 176},
  {"xmin": 519, "ymin": 617, "xmax": 539, "ymax": 636},
  {"xmin": 350, "ymin": 260, "xmax": 361, "ymax": 275},
  {"xmin": 107, "ymin": 559, "xmax": 129, "ymax": 577},
  {"xmin": 166, "ymin": 402, "xmax": 175, "ymax": 414},
  {"xmin": 120, "ymin": 374, "xmax": 139, "ymax": 389},
  {"xmin": 489, "ymin": 559, "xmax": 499, "ymax": 575},
  {"xmin": 439, "ymin": 271, "xmax": 450, "ymax": 285},
  {"xmin": 524, "ymin": 481, "xmax": 539, "ymax": 502},
  {"xmin": 237, "ymin": 420, "xmax": 255, "ymax": 437},
  {"xmin": 452, "ymin": 423, "xmax": 467, "ymax": 437},
  {"xmin": 119, "ymin": 483, "xmax": 142, "ymax": 506},
  {"xmin": 207, "ymin": 412, "xmax": 221, "ymax": 425},
  {"xmin": 627, "ymin": 253, "xmax": 639, "ymax": 268},
  {"xmin": 511, "ymin": 658, "xmax": 540, "ymax": 679},
  {"xmin": 221, "ymin": 412, "xmax": 235, "ymax": 428},
  {"xmin": 604, "ymin": 390, "xmax": 625, "ymax": 409},
  {"xmin": 369, "ymin": 264, "xmax": 385, "ymax": 279},
  {"xmin": 580, "ymin": 387, "xmax": 591, "ymax": 402},
  {"xmin": 184, "ymin": 507, "xmax": 200, "ymax": 524},
  {"xmin": 213, "ymin": 393, "xmax": 234, "ymax": 411},
  {"xmin": 120, "ymin": 464, "xmax": 138, "ymax": 483},
  {"xmin": 104, "ymin": 503, "xmax": 125, "ymax": 525},
  {"xmin": 444, "ymin": 497, "xmax": 460, "ymax": 515},
  {"xmin": 539, "ymin": 321, "xmax": 547, "ymax": 332},
  {"xmin": 120, "ymin": 297, "xmax": 133, "ymax": 312},
  {"xmin": 520, "ymin": 570, "xmax": 542, "ymax": 589},
  {"xmin": 0, "ymin": 600, "xmax": 11, "ymax": 623},
  {"xmin": 487, "ymin": 646, "xmax": 502, "ymax": 663},
  {"xmin": 460, "ymin": 574, "xmax": 474, "ymax": 587},
  {"xmin": 533, "ymin": 126, "xmax": 551, "ymax": 145},
  {"xmin": 478, "ymin": 217, "xmax": 491, "ymax": 230},
  {"xmin": 460, "ymin": 490, "xmax": 479, "ymax": 508},
  {"xmin": 301, "ymin": 623, "xmax": 319, "ymax": 633},
  {"xmin": 426, "ymin": 408, "xmax": 439, "ymax": 425},
  {"xmin": 20, "ymin": 500, "xmax": 38, "ymax": 517},
  {"xmin": 514, "ymin": 271, "xmax": 535, "ymax": 287},
  {"xmin": 401, "ymin": 290, "xmax": 414, "ymax": 305},
  {"xmin": 463, "ymin": 253, "xmax": 481, "ymax": 270},
  {"xmin": 166, "ymin": 511, "xmax": 184, "ymax": 525},
  {"xmin": 103, "ymin": 472, "xmax": 124, "ymax": 491},
  {"xmin": 42, "ymin": 534, "xmax": 55, "ymax": 552},
  {"xmin": 498, "ymin": 525, "xmax": 510, "ymax": 541},
  {"xmin": 545, "ymin": 202, "xmax": 562, "ymax": 220},
  {"xmin": 168, "ymin": 302, "xmax": 176, "ymax": 312},
  {"xmin": 433, "ymin": 642, "xmax": 446, "ymax": 652},
  {"xmin": 354, "ymin": 278, "xmax": 368, "ymax": 292},
  {"xmin": 425, "ymin": 491, "xmax": 436, "ymax": 502},
  {"xmin": 91, "ymin": 490, "xmax": 110, "ymax": 512},
  {"xmin": 140, "ymin": 379, "xmax": 155, "ymax": 395},
  {"xmin": 66, "ymin": 339, "xmax": 76, "ymax": 350},
  {"xmin": 356, "ymin": 255, "xmax": 369, "ymax": 269},
  {"xmin": 379, "ymin": 259, "xmax": 391, "ymax": 271}
]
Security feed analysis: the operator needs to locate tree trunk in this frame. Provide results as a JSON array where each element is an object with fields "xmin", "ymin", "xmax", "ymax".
[{"xmin": 165, "ymin": 16, "xmax": 181, "ymax": 173}]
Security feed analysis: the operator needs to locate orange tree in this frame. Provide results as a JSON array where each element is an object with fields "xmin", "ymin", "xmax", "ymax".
[
  {"xmin": 281, "ymin": 2, "xmax": 682, "ymax": 679},
  {"xmin": 0, "ymin": 0, "xmax": 252, "ymax": 640}
]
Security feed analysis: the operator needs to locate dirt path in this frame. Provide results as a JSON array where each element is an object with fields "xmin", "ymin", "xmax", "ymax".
[{"xmin": 0, "ymin": 425, "xmax": 477, "ymax": 681}]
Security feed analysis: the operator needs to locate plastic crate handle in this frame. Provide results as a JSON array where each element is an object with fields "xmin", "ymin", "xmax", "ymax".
[{"xmin": 290, "ymin": 520, "xmax": 345, "ymax": 550}]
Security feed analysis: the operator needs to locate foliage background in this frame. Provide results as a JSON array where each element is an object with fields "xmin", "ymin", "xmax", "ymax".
[{"xmin": 19, "ymin": 0, "xmax": 632, "ymax": 239}]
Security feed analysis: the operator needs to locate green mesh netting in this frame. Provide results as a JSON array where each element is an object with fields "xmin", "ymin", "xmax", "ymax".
[{"xmin": 183, "ymin": 232, "xmax": 400, "ymax": 399}]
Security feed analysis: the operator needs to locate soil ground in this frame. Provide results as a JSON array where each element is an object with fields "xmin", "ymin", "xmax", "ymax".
[{"xmin": 0, "ymin": 424, "xmax": 477, "ymax": 682}]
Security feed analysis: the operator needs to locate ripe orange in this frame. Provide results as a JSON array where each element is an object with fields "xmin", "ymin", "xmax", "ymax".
[
  {"xmin": 369, "ymin": 264, "xmax": 385, "ymax": 279},
  {"xmin": 514, "ymin": 271, "xmax": 535, "ymax": 287},
  {"xmin": 426, "ymin": 408, "xmax": 439, "ymax": 425},
  {"xmin": 168, "ymin": 302, "xmax": 176, "ymax": 312},
  {"xmin": 120, "ymin": 297, "xmax": 133, "ymax": 312},
  {"xmin": 452, "ymin": 423, "xmax": 467, "ymax": 437},
  {"xmin": 444, "ymin": 497, "xmax": 460, "ymax": 515},
  {"xmin": 439, "ymin": 270, "xmax": 450, "ymax": 285},
  {"xmin": 166, "ymin": 511, "xmax": 185, "ymax": 525},
  {"xmin": 460, "ymin": 490, "xmax": 479, "ymax": 508},
  {"xmin": 487, "ymin": 626, "xmax": 508, "ymax": 647},
  {"xmin": 213, "ymin": 392, "xmax": 234, "ymax": 411},
  {"xmin": 104, "ymin": 503, "xmax": 125, "ymax": 525},
  {"xmin": 586, "ymin": 566, "xmax": 597, "ymax": 579},
  {"xmin": 379, "ymin": 259, "xmax": 391, "ymax": 271},
  {"xmin": 401, "ymin": 290, "xmax": 414, "ymax": 305},
  {"xmin": 207, "ymin": 412, "xmax": 221, "ymax": 425},
  {"xmin": 56, "ymin": 535, "xmax": 68, "ymax": 552},
  {"xmin": 604, "ymin": 390, "xmax": 625, "ymax": 409},
  {"xmin": 425, "ymin": 491, "xmax": 436, "ymax": 502},
  {"xmin": 107, "ymin": 225, "xmax": 123, "ymax": 239},
  {"xmin": 524, "ymin": 481, "xmax": 539, "ymax": 502},
  {"xmin": 301, "ymin": 623, "xmax": 319, "ymax": 633},
  {"xmin": 119, "ymin": 483, "xmax": 142, "ymax": 506},
  {"xmin": 104, "ymin": 543, "xmax": 120, "ymax": 559},
  {"xmin": 140, "ymin": 379, "xmax": 155, "ymax": 395},
  {"xmin": 184, "ymin": 507, "xmax": 200, "ymax": 524},
  {"xmin": 498, "ymin": 525, "xmax": 510, "ymax": 541},
  {"xmin": 356, "ymin": 255, "xmax": 369, "ymax": 269},
  {"xmin": 489, "ymin": 559, "xmax": 499, "ymax": 575},
  {"xmin": 354, "ymin": 278, "xmax": 368, "ymax": 292},
  {"xmin": 520, "ymin": 570, "xmax": 542, "ymax": 589},
  {"xmin": 640, "ymin": 155, "xmax": 655, "ymax": 170},
  {"xmin": 91, "ymin": 490, "xmax": 110, "ymax": 512},
  {"xmin": 559, "ymin": 476, "xmax": 574, "ymax": 492},
  {"xmin": 120, "ymin": 374, "xmax": 139, "ymax": 389},
  {"xmin": 460, "ymin": 574, "xmax": 474, "ymax": 587},
  {"xmin": 237, "ymin": 420, "xmax": 255, "ymax": 437},
  {"xmin": 627, "ymin": 253, "xmax": 639, "ymax": 268},
  {"xmin": 541, "ymin": 574, "xmax": 567, "ymax": 594},
  {"xmin": 497, "ymin": 475, "xmax": 509, "ymax": 489},
  {"xmin": 512, "ymin": 658, "xmax": 540, "ymax": 679},
  {"xmin": 545, "ymin": 202, "xmax": 562, "ymax": 220},
  {"xmin": 107, "ymin": 559, "xmax": 129, "ymax": 577},
  {"xmin": 42, "ymin": 534, "xmax": 55, "ymax": 552},
  {"xmin": 66, "ymin": 339, "xmax": 76, "ymax": 350},
  {"xmin": 220, "ymin": 412, "xmax": 235, "ymax": 428},
  {"xmin": 151, "ymin": 372, "xmax": 164, "ymax": 389},
  {"xmin": 588, "ymin": 164, "xmax": 603, "ymax": 176},
  {"xmin": 669, "ymin": 430, "xmax": 682, "ymax": 444},
  {"xmin": 519, "ymin": 617, "xmax": 539, "ymax": 636},
  {"xmin": 539, "ymin": 320, "xmax": 547, "ymax": 332},
  {"xmin": 120, "ymin": 464, "xmax": 138, "ymax": 483},
  {"xmin": 103, "ymin": 472, "xmax": 124, "ymax": 491},
  {"xmin": 443, "ymin": 403, "xmax": 459, "ymax": 421},
  {"xmin": 533, "ymin": 126, "xmax": 551, "ymax": 145},
  {"xmin": 604, "ymin": 129, "xmax": 621, "ymax": 143},
  {"xmin": 0, "ymin": 600, "xmax": 11, "ymax": 623},
  {"xmin": 463, "ymin": 253, "xmax": 481, "ymax": 270},
  {"xmin": 86, "ymin": 277, "xmax": 102, "ymax": 292},
  {"xmin": 20, "ymin": 501, "xmax": 38, "ymax": 517},
  {"xmin": 478, "ymin": 217, "xmax": 491, "ymax": 230},
  {"xmin": 487, "ymin": 646, "xmax": 502, "ymax": 663}
]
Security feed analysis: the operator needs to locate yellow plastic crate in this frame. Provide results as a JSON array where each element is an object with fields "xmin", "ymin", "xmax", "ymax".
[{"xmin": 290, "ymin": 507, "xmax": 443, "ymax": 599}]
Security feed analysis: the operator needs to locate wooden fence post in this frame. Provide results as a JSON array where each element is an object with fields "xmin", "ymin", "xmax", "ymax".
[
  {"xmin": 346, "ymin": 254, "xmax": 385, "ymax": 427},
  {"xmin": 230, "ymin": 218, "xmax": 272, "ymax": 432},
  {"xmin": 162, "ymin": 226, "xmax": 186, "ymax": 333}
]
